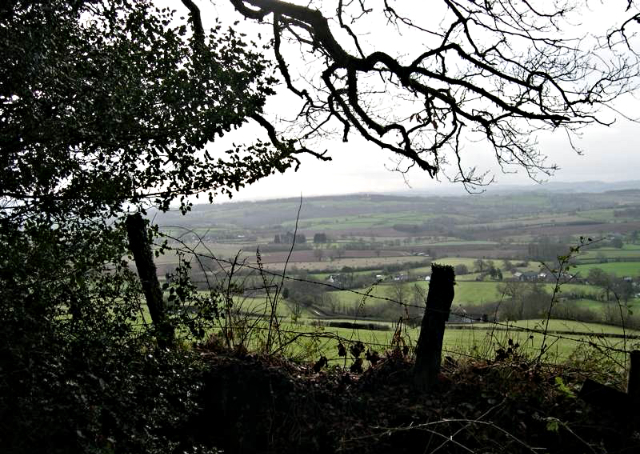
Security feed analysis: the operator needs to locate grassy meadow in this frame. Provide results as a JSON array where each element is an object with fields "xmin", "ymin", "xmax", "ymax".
[
  {"xmin": 217, "ymin": 317, "xmax": 639, "ymax": 367},
  {"xmin": 150, "ymin": 189, "xmax": 640, "ymax": 366}
]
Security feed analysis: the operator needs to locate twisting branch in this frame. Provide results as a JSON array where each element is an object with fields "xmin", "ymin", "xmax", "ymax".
[
  {"xmin": 273, "ymin": 14, "xmax": 312, "ymax": 101},
  {"xmin": 179, "ymin": 0, "xmax": 330, "ymax": 167},
  {"xmin": 224, "ymin": 0, "xmax": 639, "ymax": 188},
  {"xmin": 180, "ymin": 0, "xmax": 205, "ymax": 42},
  {"xmin": 606, "ymin": 1, "xmax": 640, "ymax": 52},
  {"xmin": 250, "ymin": 113, "xmax": 331, "ymax": 166}
]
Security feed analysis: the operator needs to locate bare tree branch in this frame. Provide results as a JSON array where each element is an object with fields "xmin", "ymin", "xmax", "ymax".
[{"xmin": 222, "ymin": 0, "xmax": 639, "ymax": 187}]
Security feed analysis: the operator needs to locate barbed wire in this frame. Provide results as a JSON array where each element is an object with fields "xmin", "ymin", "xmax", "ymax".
[
  {"xmin": 206, "ymin": 311, "xmax": 637, "ymax": 357},
  {"xmin": 190, "ymin": 322, "xmax": 633, "ymax": 379},
  {"xmin": 156, "ymin": 231, "xmax": 640, "ymax": 357}
]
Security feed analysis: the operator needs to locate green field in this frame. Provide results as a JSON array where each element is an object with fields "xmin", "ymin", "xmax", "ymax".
[
  {"xmin": 244, "ymin": 318, "xmax": 640, "ymax": 365},
  {"xmin": 149, "ymin": 190, "xmax": 640, "ymax": 363},
  {"xmin": 264, "ymin": 255, "xmax": 429, "ymax": 271},
  {"xmin": 428, "ymin": 240, "xmax": 499, "ymax": 246},
  {"xmin": 463, "ymin": 213, "xmax": 587, "ymax": 230},
  {"xmin": 579, "ymin": 250, "xmax": 640, "ymax": 261},
  {"xmin": 578, "ymin": 245, "xmax": 640, "ymax": 261},
  {"xmin": 328, "ymin": 280, "xmax": 606, "ymax": 310},
  {"xmin": 413, "ymin": 258, "xmax": 542, "ymax": 274},
  {"xmin": 410, "ymin": 281, "xmax": 601, "ymax": 306},
  {"xmin": 280, "ymin": 212, "xmax": 428, "ymax": 230},
  {"xmin": 279, "ymin": 211, "xmax": 479, "ymax": 232},
  {"xmin": 502, "ymin": 318, "xmax": 636, "ymax": 334},
  {"xmin": 574, "ymin": 208, "xmax": 617, "ymax": 222},
  {"xmin": 311, "ymin": 270, "xmax": 379, "ymax": 280},
  {"xmin": 412, "ymin": 257, "xmax": 480, "ymax": 272},
  {"xmin": 556, "ymin": 298, "xmax": 604, "ymax": 312},
  {"xmin": 572, "ymin": 261, "xmax": 640, "ymax": 278},
  {"xmin": 323, "ymin": 278, "xmax": 640, "ymax": 327},
  {"xmin": 229, "ymin": 296, "xmax": 309, "ymax": 318}
]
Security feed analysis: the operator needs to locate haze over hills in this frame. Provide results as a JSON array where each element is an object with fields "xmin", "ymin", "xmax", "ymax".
[
  {"xmin": 151, "ymin": 182, "xmax": 640, "ymax": 270},
  {"xmin": 150, "ymin": 180, "xmax": 640, "ymax": 226},
  {"xmin": 391, "ymin": 180, "xmax": 640, "ymax": 197},
  {"xmin": 222, "ymin": 179, "xmax": 640, "ymax": 203},
  {"xmin": 171, "ymin": 180, "xmax": 640, "ymax": 214}
]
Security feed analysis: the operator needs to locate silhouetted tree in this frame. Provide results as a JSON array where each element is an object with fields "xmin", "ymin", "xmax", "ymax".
[{"xmin": 222, "ymin": 0, "xmax": 639, "ymax": 187}]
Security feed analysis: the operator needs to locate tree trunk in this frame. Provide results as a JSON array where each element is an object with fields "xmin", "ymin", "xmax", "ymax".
[
  {"xmin": 413, "ymin": 264, "xmax": 455, "ymax": 391},
  {"xmin": 125, "ymin": 213, "xmax": 174, "ymax": 349}
]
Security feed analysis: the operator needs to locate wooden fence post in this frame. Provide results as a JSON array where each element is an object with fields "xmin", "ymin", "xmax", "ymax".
[
  {"xmin": 628, "ymin": 350, "xmax": 640, "ymax": 405},
  {"xmin": 126, "ymin": 213, "xmax": 174, "ymax": 349},
  {"xmin": 413, "ymin": 264, "xmax": 455, "ymax": 391},
  {"xmin": 579, "ymin": 349, "xmax": 640, "ymax": 419}
]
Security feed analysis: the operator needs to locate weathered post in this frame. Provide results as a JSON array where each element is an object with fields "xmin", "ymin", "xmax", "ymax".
[
  {"xmin": 126, "ymin": 213, "xmax": 175, "ymax": 349},
  {"xmin": 413, "ymin": 264, "xmax": 455, "ymax": 391},
  {"xmin": 579, "ymin": 349, "xmax": 640, "ymax": 418},
  {"xmin": 628, "ymin": 350, "xmax": 640, "ymax": 406}
]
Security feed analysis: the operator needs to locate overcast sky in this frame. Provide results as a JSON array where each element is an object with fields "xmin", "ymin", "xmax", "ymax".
[
  {"xmin": 226, "ymin": 113, "xmax": 640, "ymax": 201},
  {"xmin": 182, "ymin": 1, "xmax": 640, "ymax": 202}
]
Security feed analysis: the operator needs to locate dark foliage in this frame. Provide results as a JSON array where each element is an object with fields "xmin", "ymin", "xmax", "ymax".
[
  {"xmin": 0, "ymin": 1, "xmax": 287, "ymax": 452},
  {"xmin": 0, "ymin": 222, "xmax": 212, "ymax": 453},
  {"xmin": 175, "ymin": 351, "xmax": 640, "ymax": 454}
]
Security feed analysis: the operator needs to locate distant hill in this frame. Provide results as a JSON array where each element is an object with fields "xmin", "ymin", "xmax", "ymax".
[
  {"xmin": 399, "ymin": 180, "xmax": 640, "ymax": 197},
  {"xmin": 150, "ymin": 184, "xmax": 640, "ymax": 236}
]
